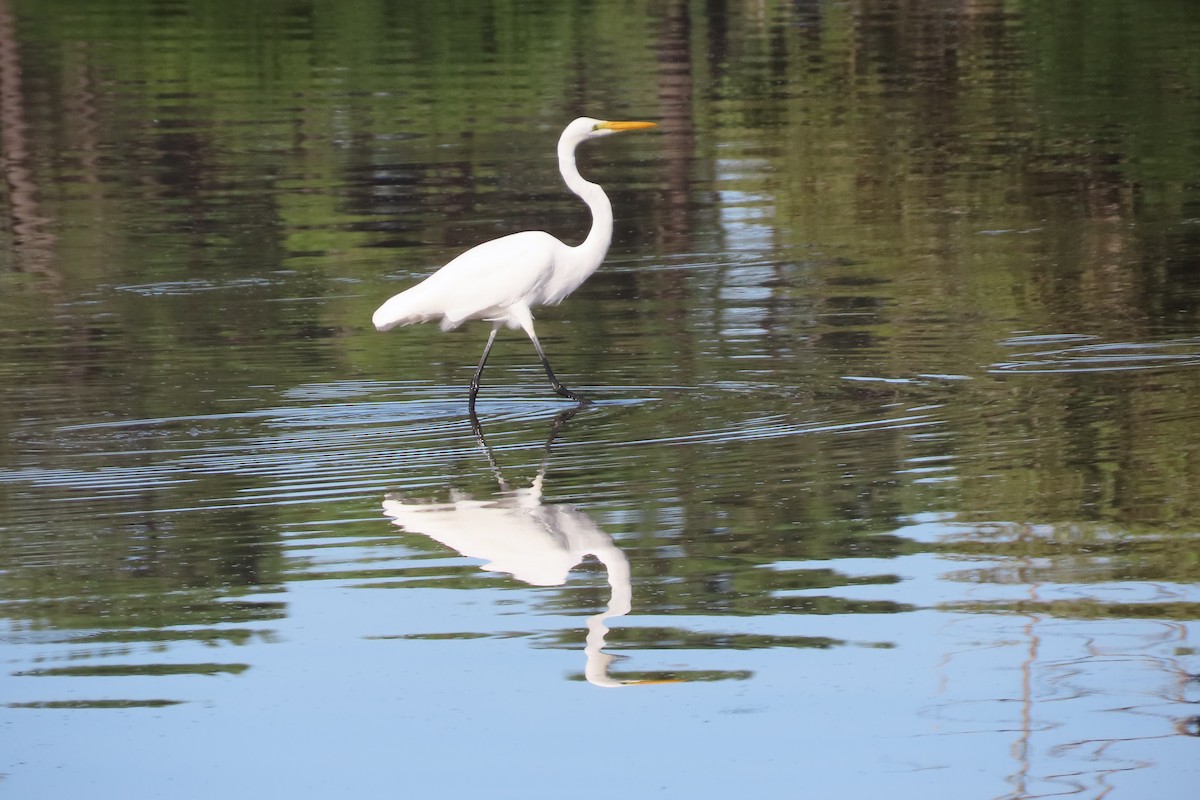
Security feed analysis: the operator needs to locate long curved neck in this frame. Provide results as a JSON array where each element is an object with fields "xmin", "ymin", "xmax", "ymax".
[{"xmin": 557, "ymin": 135, "xmax": 612, "ymax": 273}]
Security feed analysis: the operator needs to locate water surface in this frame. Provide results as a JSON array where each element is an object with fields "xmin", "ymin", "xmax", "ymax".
[{"xmin": 2, "ymin": 0, "xmax": 1199, "ymax": 797}]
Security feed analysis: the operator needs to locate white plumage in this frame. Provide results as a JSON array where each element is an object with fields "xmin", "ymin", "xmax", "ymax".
[{"xmin": 372, "ymin": 117, "xmax": 656, "ymax": 409}]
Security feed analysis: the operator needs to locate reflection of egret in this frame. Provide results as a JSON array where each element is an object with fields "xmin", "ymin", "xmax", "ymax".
[
  {"xmin": 371, "ymin": 118, "xmax": 657, "ymax": 410},
  {"xmin": 382, "ymin": 408, "xmax": 667, "ymax": 686}
]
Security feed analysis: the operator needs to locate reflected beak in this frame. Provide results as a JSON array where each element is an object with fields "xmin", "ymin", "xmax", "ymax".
[{"xmin": 600, "ymin": 120, "xmax": 657, "ymax": 132}]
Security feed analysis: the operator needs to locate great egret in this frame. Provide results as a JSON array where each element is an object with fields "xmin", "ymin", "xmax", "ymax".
[{"xmin": 371, "ymin": 117, "xmax": 657, "ymax": 409}]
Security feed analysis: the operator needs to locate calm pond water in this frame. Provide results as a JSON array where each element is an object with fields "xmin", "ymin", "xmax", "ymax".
[{"xmin": 3, "ymin": 0, "xmax": 1200, "ymax": 797}]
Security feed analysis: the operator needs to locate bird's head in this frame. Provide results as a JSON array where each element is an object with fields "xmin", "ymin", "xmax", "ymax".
[{"xmin": 567, "ymin": 117, "xmax": 657, "ymax": 142}]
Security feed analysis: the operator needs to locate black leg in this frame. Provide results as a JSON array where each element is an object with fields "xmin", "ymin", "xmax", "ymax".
[
  {"xmin": 469, "ymin": 326, "xmax": 500, "ymax": 411},
  {"xmin": 527, "ymin": 331, "xmax": 591, "ymax": 405}
]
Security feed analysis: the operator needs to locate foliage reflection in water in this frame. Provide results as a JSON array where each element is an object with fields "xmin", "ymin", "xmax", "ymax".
[
  {"xmin": 2, "ymin": 0, "xmax": 1200, "ymax": 796},
  {"xmin": 2, "ymin": 372, "xmax": 1199, "ymax": 797}
]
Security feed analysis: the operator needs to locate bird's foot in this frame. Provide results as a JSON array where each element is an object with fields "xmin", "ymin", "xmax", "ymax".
[{"xmin": 552, "ymin": 384, "xmax": 592, "ymax": 405}]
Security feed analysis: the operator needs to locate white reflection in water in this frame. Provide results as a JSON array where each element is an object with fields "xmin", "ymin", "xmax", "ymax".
[
  {"xmin": 381, "ymin": 408, "xmax": 665, "ymax": 688},
  {"xmin": 990, "ymin": 334, "xmax": 1200, "ymax": 373}
]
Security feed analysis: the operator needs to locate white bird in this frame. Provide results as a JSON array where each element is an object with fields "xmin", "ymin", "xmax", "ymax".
[{"xmin": 371, "ymin": 117, "xmax": 656, "ymax": 409}]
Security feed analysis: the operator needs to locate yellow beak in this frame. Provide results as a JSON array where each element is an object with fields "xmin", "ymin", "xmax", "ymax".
[{"xmin": 599, "ymin": 120, "xmax": 657, "ymax": 132}]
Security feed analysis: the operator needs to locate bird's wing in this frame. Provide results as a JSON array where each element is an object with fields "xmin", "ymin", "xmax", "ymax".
[{"xmin": 432, "ymin": 231, "xmax": 562, "ymax": 326}]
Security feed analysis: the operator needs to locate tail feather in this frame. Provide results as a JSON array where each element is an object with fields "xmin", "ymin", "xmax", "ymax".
[{"xmin": 372, "ymin": 282, "xmax": 443, "ymax": 331}]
